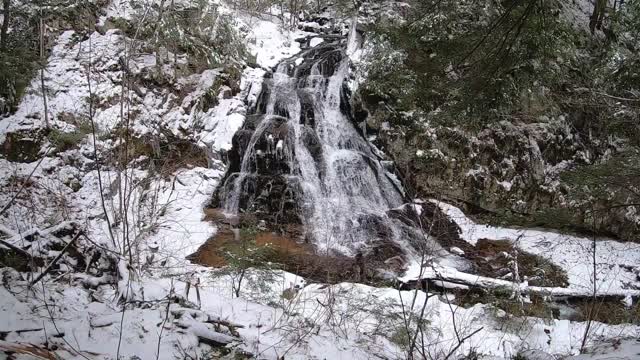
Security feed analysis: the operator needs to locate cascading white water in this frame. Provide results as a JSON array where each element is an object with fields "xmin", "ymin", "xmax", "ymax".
[
  {"xmin": 307, "ymin": 57, "xmax": 405, "ymax": 254},
  {"xmin": 223, "ymin": 22, "xmax": 411, "ymax": 255},
  {"xmin": 224, "ymin": 118, "xmax": 274, "ymax": 214}
]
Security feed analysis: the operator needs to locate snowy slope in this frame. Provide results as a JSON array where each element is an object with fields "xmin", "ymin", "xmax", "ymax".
[{"xmin": 432, "ymin": 200, "xmax": 640, "ymax": 294}]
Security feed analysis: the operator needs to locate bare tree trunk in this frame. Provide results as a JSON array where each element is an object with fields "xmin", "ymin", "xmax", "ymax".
[
  {"xmin": 171, "ymin": 0, "xmax": 177, "ymax": 80},
  {"xmin": 234, "ymin": 268, "xmax": 245, "ymax": 298},
  {"xmin": 589, "ymin": 0, "xmax": 607, "ymax": 34},
  {"xmin": 1, "ymin": 0, "xmax": 10, "ymax": 52},
  {"xmin": 580, "ymin": 214, "xmax": 598, "ymax": 352},
  {"xmin": 39, "ymin": 14, "xmax": 49, "ymax": 128},
  {"xmin": 154, "ymin": 0, "xmax": 167, "ymax": 67},
  {"xmin": 290, "ymin": 0, "xmax": 296, "ymax": 28}
]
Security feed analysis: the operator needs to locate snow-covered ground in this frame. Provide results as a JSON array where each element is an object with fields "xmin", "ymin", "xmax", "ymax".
[
  {"xmin": 432, "ymin": 200, "xmax": 640, "ymax": 295},
  {"xmin": 3, "ymin": 263, "xmax": 639, "ymax": 359}
]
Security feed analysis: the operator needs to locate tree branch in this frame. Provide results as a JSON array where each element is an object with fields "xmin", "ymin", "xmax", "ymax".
[
  {"xmin": 444, "ymin": 327, "xmax": 483, "ymax": 360},
  {"xmin": 29, "ymin": 231, "xmax": 82, "ymax": 287}
]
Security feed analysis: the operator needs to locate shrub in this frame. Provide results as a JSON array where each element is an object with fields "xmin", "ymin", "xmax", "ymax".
[
  {"xmin": 362, "ymin": 0, "xmax": 576, "ymax": 126},
  {"xmin": 389, "ymin": 326, "xmax": 411, "ymax": 348},
  {"xmin": 47, "ymin": 128, "xmax": 87, "ymax": 153},
  {"xmin": 131, "ymin": 0, "xmax": 248, "ymax": 73}
]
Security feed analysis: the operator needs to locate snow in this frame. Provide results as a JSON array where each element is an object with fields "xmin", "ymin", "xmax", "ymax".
[
  {"xmin": 346, "ymin": 15, "xmax": 363, "ymax": 61},
  {"xmin": 242, "ymin": 17, "xmax": 308, "ymax": 69},
  {"xmin": 432, "ymin": 200, "xmax": 640, "ymax": 293},
  {"xmin": 101, "ymin": 0, "xmax": 134, "ymax": 22},
  {"xmin": 572, "ymin": 340, "xmax": 640, "ymax": 359},
  {"xmin": 498, "ymin": 180, "xmax": 513, "ymax": 191},
  {"xmin": 309, "ymin": 37, "xmax": 324, "ymax": 47},
  {"xmin": 2, "ymin": 2, "xmax": 639, "ymax": 359},
  {"xmin": 450, "ymin": 246, "xmax": 465, "ymax": 255},
  {"xmin": 0, "ymin": 29, "xmax": 124, "ymax": 142},
  {"xmin": 198, "ymin": 95, "xmax": 246, "ymax": 152},
  {"xmin": 149, "ymin": 167, "xmax": 222, "ymax": 270}
]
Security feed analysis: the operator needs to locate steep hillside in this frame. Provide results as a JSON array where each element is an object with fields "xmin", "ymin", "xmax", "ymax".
[{"xmin": 356, "ymin": 0, "xmax": 640, "ymax": 241}]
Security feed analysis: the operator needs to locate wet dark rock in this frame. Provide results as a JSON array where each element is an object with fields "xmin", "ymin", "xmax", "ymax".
[
  {"xmin": 242, "ymin": 115, "xmax": 266, "ymax": 131},
  {"xmin": 309, "ymin": 16, "xmax": 332, "ymax": 26},
  {"xmin": 294, "ymin": 46, "xmax": 343, "ymax": 78},
  {"xmin": 0, "ymin": 130, "xmax": 47, "ymax": 163},
  {"xmin": 235, "ymin": 174, "xmax": 303, "ymax": 227},
  {"xmin": 300, "ymin": 127, "xmax": 322, "ymax": 164},
  {"xmin": 272, "ymin": 100, "xmax": 290, "ymax": 118},
  {"xmin": 356, "ymin": 213, "xmax": 394, "ymax": 242},
  {"xmin": 228, "ymin": 129, "xmax": 253, "ymax": 173},
  {"xmin": 298, "ymin": 91, "xmax": 316, "ymax": 127},
  {"xmin": 387, "ymin": 204, "xmax": 421, "ymax": 228},
  {"xmin": 252, "ymin": 82, "xmax": 271, "ymax": 115}
]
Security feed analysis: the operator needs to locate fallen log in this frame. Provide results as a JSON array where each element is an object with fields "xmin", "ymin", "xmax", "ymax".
[
  {"xmin": 0, "ymin": 340, "xmax": 100, "ymax": 359},
  {"xmin": 171, "ymin": 308, "xmax": 245, "ymax": 328},
  {"xmin": 171, "ymin": 307, "xmax": 244, "ymax": 337},
  {"xmin": 206, "ymin": 317, "xmax": 245, "ymax": 330},
  {"xmin": 0, "ymin": 340, "xmax": 58, "ymax": 360},
  {"xmin": 401, "ymin": 267, "xmax": 640, "ymax": 304},
  {"xmin": 0, "ymin": 239, "xmax": 32, "ymax": 259},
  {"xmin": 73, "ymin": 273, "xmax": 116, "ymax": 288},
  {"xmin": 90, "ymin": 314, "xmax": 120, "ymax": 328}
]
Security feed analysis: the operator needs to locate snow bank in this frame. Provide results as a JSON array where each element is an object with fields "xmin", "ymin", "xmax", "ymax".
[{"xmin": 433, "ymin": 200, "xmax": 640, "ymax": 293}]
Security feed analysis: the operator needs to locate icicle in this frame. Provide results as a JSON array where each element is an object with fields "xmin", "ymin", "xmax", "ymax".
[
  {"xmin": 276, "ymin": 139, "xmax": 284, "ymax": 159},
  {"xmin": 267, "ymin": 134, "xmax": 275, "ymax": 154}
]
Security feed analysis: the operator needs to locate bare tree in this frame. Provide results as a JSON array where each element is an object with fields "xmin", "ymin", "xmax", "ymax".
[
  {"xmin": 39, "ymin": 9, "xmax": 49, "ymax": 128},
  {"xmin": 580, "ymin": 213, "xmax": 600, "ymax": 352},
  {"xmin": 590, "ymin": 0, "xmax": 608, "ymax": 34},
  {"xmin": 1, "ymin": 0, "xmax": 10, "ymax": 52}
]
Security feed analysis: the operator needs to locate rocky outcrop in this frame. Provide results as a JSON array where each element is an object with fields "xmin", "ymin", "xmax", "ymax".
[
  {"xmin": 383, "ymin": 117, "xmax": 592, "ymax": 213},
  {"xmin": 355, "ymin": 94, "xmax": 638, "ymax": 240},
  {"xmin": 0, "ymin": 130, "xmax": 47, "ymax": 163}
]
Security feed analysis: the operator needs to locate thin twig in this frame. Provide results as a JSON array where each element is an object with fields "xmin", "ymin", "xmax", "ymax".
[
  {"xmin": 156, "ymin": 278, "xmax": 173, "ymax": 360},
  {"xmin": 87, "ymin": 35, "xmax": 117, "ymax": 249},
  {"xmin": 30, "ymin": 231, "xmax": 82, "ymax": 287},
  {"xmin": 38, "ymin": 268, "xmax": 92, "ymax": 360},
  {"xmin": 443, "ymin": 327, "xmax": 483, "ymax": 360},
  {"xmin": 0, "ymin": 146, "xmax": 53, "ymax": 217}
]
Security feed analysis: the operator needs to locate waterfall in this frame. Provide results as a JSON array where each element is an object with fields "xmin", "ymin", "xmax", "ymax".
[
  {"xmin": 346, "ymin": 15, "xmax": 361, "ymax": 59},
  {"xmin": 221, "ymin": 22, "xmax": 415, "ymax": 256}
]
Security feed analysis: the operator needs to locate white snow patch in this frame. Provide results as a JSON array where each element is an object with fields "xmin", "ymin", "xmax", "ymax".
[
  {"xmin": 498, "ymin": 180, "xmax": 513, "ymax": 191},
  {"xmin": 242, "ymin": 17, "xmax": 309, "ymax": 68},
  {"xmin": 432, "ymin": 200, "xmax": 640, "ymax": 293},
  {"xmin": 309, "ymin": 37, "xmax": 324, "ymax": 47}
]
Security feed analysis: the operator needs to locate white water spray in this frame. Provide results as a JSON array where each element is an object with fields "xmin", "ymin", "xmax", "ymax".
[{"xmin": 224, "ymin": 21, "xmax": 410, "ymax": 255}]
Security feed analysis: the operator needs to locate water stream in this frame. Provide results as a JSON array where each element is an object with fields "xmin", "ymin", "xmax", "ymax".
[{"xmin": 221, "ymin": 24, "xmax": 417, "ymax": 256}]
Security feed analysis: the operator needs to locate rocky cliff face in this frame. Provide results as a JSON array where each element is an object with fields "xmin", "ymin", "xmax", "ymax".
[
  {"xmin": 350, "ymin": 0, "xmax": 640, "ymax": 242},
  {"xmin": 357, "ymin": 90, "xmax": 640, "ymax": 241}
]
